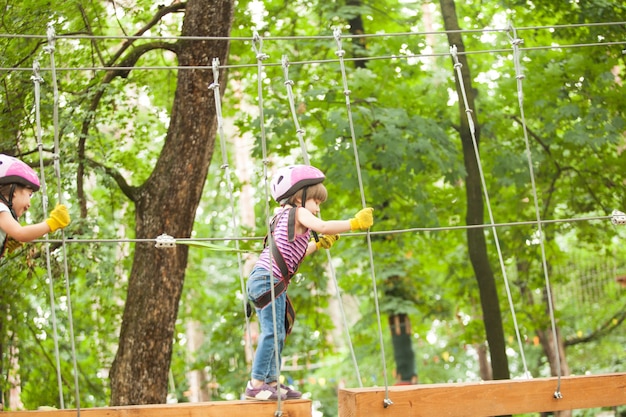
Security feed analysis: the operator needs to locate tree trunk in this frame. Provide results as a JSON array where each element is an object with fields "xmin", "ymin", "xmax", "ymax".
[
  {"xmin": 388, "ymin": 314, "xmax": 417, "ymax": 384},
  {"xmin": 476, "ymin": 342, "xmax": 493, "ymax": 381},
  {"xmin": 109, "ymin": 0, "xmax": 234, "ymax": 405},
  {"xmin": 439, "ymin": 0, "xmax": 511, "ymax": 382},
  {"xmin": 346, "ymin": 0, "xmax": 367, "ymax": 69}
]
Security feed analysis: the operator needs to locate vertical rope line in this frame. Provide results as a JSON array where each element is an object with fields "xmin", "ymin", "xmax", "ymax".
[
  {"xmin": 208, "ymin": 58, "xmax": 254, "ymax": 366},
  {"xmin": 333, "ymin": 28, "xmax": 391, "ymax": 406},
  {"xmin": 281, "ymin": 56, "xmax": 310, "ymax": 166},
  {"xmin": 31, "ymin": 58, "xmax": 65, "ymax": 410},
  {"xmin": 45, "ymin": 23, "xmax": 81, "ymax": 414},
  {"xmin": 281, "ymin": 56, "xmax": 363, "ymax": 386},
  {"xmin": 251, "ymin": 31, "xmax": 284, "ymax": 415},
  {"xmin": 449, "ymin": 45, "xmax": 530, "ymax": 378},
  {"xmin": 508, "ymin": 23, "xmax": 562, "ymax": 397}
]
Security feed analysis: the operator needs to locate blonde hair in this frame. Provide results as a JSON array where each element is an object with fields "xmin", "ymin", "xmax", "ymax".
[{"xmin": 286, "ymin": 182, "xmax": 328, "ymax": 206}]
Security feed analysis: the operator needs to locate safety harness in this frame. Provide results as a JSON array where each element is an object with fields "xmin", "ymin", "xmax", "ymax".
[{"xmin": 250, "ymin": 207, "xmax": 299, "ymax": 334}]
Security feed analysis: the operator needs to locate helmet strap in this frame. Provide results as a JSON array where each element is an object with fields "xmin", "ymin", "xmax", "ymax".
[{"xmin": 300, "ymin": 187, "xmax": 307, "ymax": 208}]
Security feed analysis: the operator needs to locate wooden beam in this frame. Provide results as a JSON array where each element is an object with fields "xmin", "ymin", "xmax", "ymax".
[
  {"xmin": 2, "ymin": 399, "xmax": 312, "ymax": 417},
  {"xmin": 339, "ymin": 373, "xmax": 626, "ymax": 417}
]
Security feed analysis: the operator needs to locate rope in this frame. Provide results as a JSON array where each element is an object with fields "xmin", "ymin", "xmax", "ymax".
[
  {"xmin": 3, "ymin": 20, "xmax": 625, "ymax": 41},
  {"xmin": 208, "ymin": 58, "xmax": 255, "ymax": 371},
  {"xmin": 281, "ymin": 55, "xmax": 363, "ymax": 386},
  {"xmin": 37, "ymin": 213, "xmax": 618, "ymax": 246},
  {"xmin": 251, "ymin": 31, "xmax": 285, "ymax": 416},
  {"xmin": 6, "ymin": 38, "xmax": 625, "ymax": 74},
  {"xmin": 449, "ymin": 44, "xmax": 530, "ymax": 378},
  {"xmin": 31, "ymin": 58, "xmax": 65, "ymax": 410},
  {"xmin": 333, "ymin": 28, "xmax": 392, "ymax": 408},
  {"xmin": 281, "ymin": 56, "xmax": 310, "ymax": 165},
  {"xmin": 507, "ymin": 22, "xmax": 563, "ymax": 398},
  {"xmin": 15, "ymin": 21, "xmax": 625, "ymax": 408},
  {"xmin": 3, "ymin": 21, "xmax": 625, "ymax": 75},
  {"xmin": 43, "ymin": 23, "xmax": 81, "ymax": 413}
]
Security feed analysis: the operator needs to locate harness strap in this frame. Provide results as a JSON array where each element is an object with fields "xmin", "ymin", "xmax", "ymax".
[
  {"xmin": 287, "ymin": 206, "xmax": 296, "ymax": 242},
  {"xmin": 249, "ymin": 278, "xmax": 296, "ymax": 335},
  {"xmin": 251, "ymin": 207, "xmax": 295, "ymax": 311},
  {"xmin": 251, "ymin": 207, "xmax": 299, "ymax": 334},
  {"xmin": 251, "ymin": 278, "xmax": 288, "ymax": 309}
]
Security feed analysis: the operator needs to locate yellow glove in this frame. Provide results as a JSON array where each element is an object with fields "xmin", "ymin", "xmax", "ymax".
[
  {"xmin": 5, "ymin": 237, "xmax": 23, "ymax": 254},
  {"xmin": 349, "ymin": 207, "xmax": 374, "ymax": 231},
  {"xmin": 46, "ymin": 204, "xmax": 71, "ymax": 232},
  {"xmin": 315, "ymin": 234, "xmax": 340, "ymax": 250}
]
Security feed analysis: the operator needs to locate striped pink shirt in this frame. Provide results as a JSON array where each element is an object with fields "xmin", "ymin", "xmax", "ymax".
[{"xmin": 256, "ymin": 207, "xmax": 311, "ymax": 279}]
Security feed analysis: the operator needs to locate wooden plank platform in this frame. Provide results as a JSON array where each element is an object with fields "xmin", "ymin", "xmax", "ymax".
[
  {"xmin": 2, "ymin": 399, "xmax": 312, "ymax": 417},
  {"xmin": 339, "ymin": 373, "xmax": 626, "ymax": 417}
]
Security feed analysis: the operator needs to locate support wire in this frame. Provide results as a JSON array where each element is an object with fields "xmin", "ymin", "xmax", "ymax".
[
  {"xmin": 508, "ymin": 23, "xmax": 563, "ymax": 398},
  {"xmin": 44, "ymin": 22, "xmax": 82, "ymax": 415},
  {"xmin": 281, "ymin": 55, "xmax": 363, "ymax": 387},
  {"xmin": 333, "ymin": 28, "xmax": 392, "ymax": 408},
  {"xmin": 449, "ymin": 44, "xmax": 530, "ymax": 379}
]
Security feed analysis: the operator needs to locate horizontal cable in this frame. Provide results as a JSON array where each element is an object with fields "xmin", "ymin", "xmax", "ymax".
[
  {"xmin": 1, "ymin": 40, "xmax": 624, "ymax": 72},
  {"xmin": 37, "ymin": 214, "xmax": 615, "ymax": 245},
  {"xmin": 0, "ymin": 21, "xmax": 624, "ymax": 42}
]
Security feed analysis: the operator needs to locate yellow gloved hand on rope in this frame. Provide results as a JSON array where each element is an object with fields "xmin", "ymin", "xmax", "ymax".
[
  {"xmin": 349, "ymin": 207, "xmax": 374, "ymax": 231},
  {"xmin": 315, "ymin": 234, "xmax": 340, "ymax": 250},
  {"xmin": 46, "ymin": 204, "xmax": 71, "ymax": 232}
]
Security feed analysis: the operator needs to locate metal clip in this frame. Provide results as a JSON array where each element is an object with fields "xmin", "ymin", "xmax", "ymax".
[
  {"xmin": 611, "ymin": 210, "xmax": 626, "ymax": 225},
  {"xmin": 155, "ymin": 233, "xmax": 176, "ymax": 248}
]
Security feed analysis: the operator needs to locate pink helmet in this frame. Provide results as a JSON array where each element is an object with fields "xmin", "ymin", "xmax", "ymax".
[
  {"xmin": 270, "ymin": 165, "xmax": 325, "ymax": 203},
  {"xmin": 0, "ymin": 154, "xmax": 41, "ymax": 191}
]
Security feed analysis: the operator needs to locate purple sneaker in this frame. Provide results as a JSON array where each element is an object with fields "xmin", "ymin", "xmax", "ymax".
[
  {"xmin": 279, "ymin": 383, "xmax": 302, "ymax": 399},
  {"xmin": 245, "ymin": 382, "xmax": 286, "ymax": 401}
]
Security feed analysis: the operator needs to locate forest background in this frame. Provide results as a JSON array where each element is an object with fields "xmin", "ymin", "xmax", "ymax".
[{"xmin": 0, "ymin": 0, "xmax": 625, "ymax": 416}]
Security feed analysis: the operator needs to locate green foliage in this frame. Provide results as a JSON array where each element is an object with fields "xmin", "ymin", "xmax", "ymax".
[{"xmin": 0, "ymin": 0, "xmax": 625, "ymax": 412}]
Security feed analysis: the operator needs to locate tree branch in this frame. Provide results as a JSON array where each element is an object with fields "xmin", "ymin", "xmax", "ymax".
[
  {"xmin": 108, "ymin": 2, "xmax": 187, "ymax": 66},
  {"xmin": 565, "ymin": 303, "xmax": 626, "ymax": 346},
  {"xmin": 84, "ymin": 157, "xmax": 140, "ymax": 202},
  {"xmin": 77, "ymin": 3, "xmax": 186, "ymax": 216}
]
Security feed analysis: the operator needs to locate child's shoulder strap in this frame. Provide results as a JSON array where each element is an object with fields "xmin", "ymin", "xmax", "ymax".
[
  {"xmin": 287, "ymin": 207, "xmax": 297, "ymax": 242},
  {"xmin": 263, "ymin": 207, "xmax": 298, "ymax": 281},
  {"xmin": 266, "ymin": 207, "xmax": 297, "ymax": 243}
]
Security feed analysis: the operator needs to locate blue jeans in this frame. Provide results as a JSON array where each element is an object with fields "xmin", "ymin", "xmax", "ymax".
[{"xmin": 247, "ymin": 267, "xmax": 286, "ymax": 383}]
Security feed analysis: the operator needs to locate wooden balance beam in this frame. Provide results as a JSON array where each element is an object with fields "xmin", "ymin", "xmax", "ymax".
[
  {"xmin": 339, "ymin": 373, "xmax": 626, "ymax": 417},
  {"xmin": 2, "ymin": 399, "xmax": 312, "ymax": 417}
]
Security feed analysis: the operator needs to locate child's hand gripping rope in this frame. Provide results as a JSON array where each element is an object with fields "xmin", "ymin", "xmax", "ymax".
[
  {"xmin": 315, "ymin": 234, "xmax": 340, "ymax": 250},
  {"xmin": 46, "ymin": 204, "xmax": 71, "ymax": 232},
  {"xmin": 349, "ymin": 207, "xmax": 374, "ymax": 231}
]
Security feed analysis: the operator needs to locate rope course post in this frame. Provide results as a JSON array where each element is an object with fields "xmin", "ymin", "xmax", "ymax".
[
  {"xmin": 281, "ymin": 55, "xmax": 363, "ymax": 387},
  {"xmin": 43, "ymin": 22, "xmax": 82, "ymax": 414},
  {"xmin": 507, "ymin": 22, "xmax": 563, "ymax": 398},
  {"xmin": 333, "ymin": 28, "xmax": 391, "ymax": 408},
  {"xmin": 449, "ymin": 44, "xmax": 530, "ymax": 379}
]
